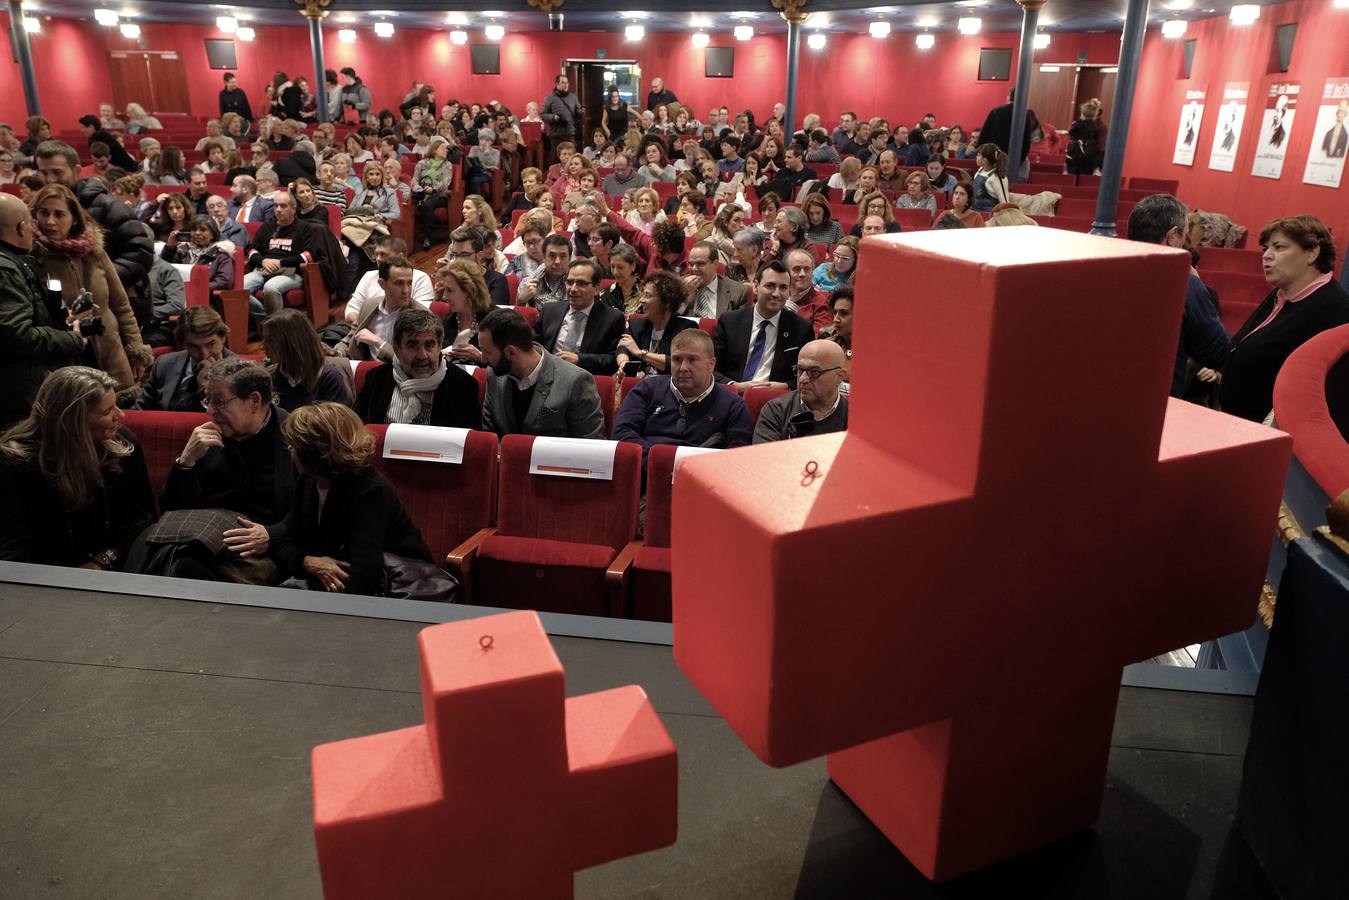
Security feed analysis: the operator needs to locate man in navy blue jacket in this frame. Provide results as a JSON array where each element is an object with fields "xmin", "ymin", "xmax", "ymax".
[
  {"xmin": 612, "ymin": 329, "xmax": 752, "ymax": 458},
  {"xmin": 1126, "ymin": 194, "xmax": 1231, "ymax": 397}
]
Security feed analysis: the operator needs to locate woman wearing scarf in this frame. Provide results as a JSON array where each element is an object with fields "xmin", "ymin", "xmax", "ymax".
[
  {"xmin": 411, "ymin": 136, "xmax": 455, "ymax": 251},
  {"xmin": 29, "ymin": 184, "xmax": 146, "ymax": 394}
]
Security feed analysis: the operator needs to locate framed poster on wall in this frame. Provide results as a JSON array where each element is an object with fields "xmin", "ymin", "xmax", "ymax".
[
  {"xmin": 1207, "ymin": 82, "xmax": 1248, "ymax": 172},
  {"xmin": 1172, "ymin": 88, "xmax": 1206, "ymax": 166},
  {"xmin": 1302, "ymin": 77, "xmax": 1349, "ymax": 189},
  {"xmin": 1251, "ymin": 81, "xmax": 1300, "ymax": 180}
]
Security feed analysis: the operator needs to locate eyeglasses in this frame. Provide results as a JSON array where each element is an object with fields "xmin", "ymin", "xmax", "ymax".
[
  {"xmin": 791, "ymin": 366, "xmax": 843, "ymax": 380},
  {"xmin": 202, "ymin": 395, "xmax": 241, "ymax": 410}
]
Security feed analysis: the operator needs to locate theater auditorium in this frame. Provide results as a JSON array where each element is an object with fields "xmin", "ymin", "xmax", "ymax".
[{"xmin": 0, "ymin": 0, "xmax": 1345, "ymax": 896}]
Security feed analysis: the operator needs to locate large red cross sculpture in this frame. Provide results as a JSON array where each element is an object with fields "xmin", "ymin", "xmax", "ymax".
[
  {"xmin": 311, "ymin": 610, "xmax": 677, "ymax": 898},
  {"xmin": 672, "ymin": 228, "xmax": 1291, "ymax": 881}
]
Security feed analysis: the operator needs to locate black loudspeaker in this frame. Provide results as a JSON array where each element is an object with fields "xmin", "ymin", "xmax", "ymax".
[
  {"xmin": 706, "ymin": 47, "xmax": 734, "ymax": 78},
  {"xmin": 1273, "ymin": 23, "xmax": 1297, "ymax": 73},
  {"xmin": 471, "ymin": 44, "xmax": 500, "ymax": 75},
  {"xmin": 1183, "ymin": 39, "xmax": 1197, "ymax": 79},
  {"xmin": 978, "ymin": 48, "xmax": 1012, "ymax": 82},
  {"xmin": 204, "ymin": 39, "xmax": 237, "ymax": 70}
]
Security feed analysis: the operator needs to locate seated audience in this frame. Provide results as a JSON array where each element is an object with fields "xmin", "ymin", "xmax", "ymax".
[
  {"xmin": 616, "ymin": 270, "xmax": 697, "ymax": 377},
  {"xmin": 351, "ymin": 162, "xmax": 400, "ymax": 221},
  {"xmin": 244, "ymin": 189, "xmax": 344, "ymax": 317},
  {"xmin": 784, "ymin": 247, "xmax": 833, "ymax": 335},
  {"xmin": 802, "ymin": 194, "xmax": 844, "ymax": 245},
  {"xmin": 140, "ymin": 256, "xmax": 187, "ymax": 345},
  {"xmin": 204, "ymin": 193, "xmax": 249, "ymax": 247},
  {"xmin": 764, "ymin": 206, "xmax": 813, "ymax": 264},
  {"xmin": 152, "ymin": 192, "xmax": 194, "ymax": 240},
  {"xmin": 599, "ymin": 244, "xmax": 644, "ymax": 316},
  {"xmin": 826, "ymin": 157, "xmax": 862, "ymax": 194},
  {"xmin": 822, "ymin": 285, "xmax": 853, "ymax": 360},
  {"xmin": 261, "ymin": 310, "xmax": 353, "ymax": 411},
  {"xmin": 0, "ymin": 192, "xmax": 86, "ymax": 425},
  {"xmin": 534, "ymin": 258, "xmax": 624, "ymax": 375},
  {"xmin": 0, "ymin": 366, "xmax": 153, "ymax": 568},
  {"xmin": 813, "ymin": 237, "xmax": 858, "ymax": 293},
  {"xmin": 162, "ymin": 215, "xmax": 236, "ymax": 293},
  {"xmin": 515, "ymin": 233, "xmax": 571, "ymax": 307},
  {"xmin": 726, "ymin": 228, "xmax": 766, "ymax": 284},
  {"xmin": 603, "ymin": 153, "xmax": 648, "ymax": 196},
  {"xmin": 228, "ymin": 175, "xmax": 275, "ymax": 223},
  {"xmin": 972, "ymin": 143, "xmax": 1010, "ymax": 212},
  {"xmin": 713, "ymin": 260, "xmax": 812, "ymax": 391},
  {"xmin": 344, "ymin": 236, "xmax": 434, "ymax": 323},
  {"xmin": 927, "ymin": 157, "xmax": 958, "ymax": 193},
  {"xmin": 411, "ymin": 136, "xmax": 455, "ymax": 250},
  {"xmin": 897, "ymin": 171, "xmax": 938, "ymax": 214},
  {"xmin": 135, "ymin": 307, "xmax": 234, "ymax": 411},
  {"xmin": 465, "ymin": 128, "xmax": 500, "ymax": 197},
  {"xmin": 624, "ymin": 186, "xmax": 665, "ymax": 235},
  {"xmin": 290, "ymin": 177, "xmax": 329, "ymax": 225},
  {"xmin": 1220, "ymin": 215, "xmax": 1349, "ymax": 421},
  {"xmin": 478, "ymin": 307, "xmax": 605, "ymax": 439},
  {"xmin": 505, "ymin": 218, "xmax": 548, "ymax": 278},
  {"xmin": 273, "ymin": 403, "xmax": 443, "ymax": 598},
  {"xmin": 447, "ymin": 225, "xmax": 512, "ymax": 306},
  {"xmin": 334, "ymin": 256, "xmax": 416, "ymax": 361},
  {"xmin": 586, "ymin": 222, "xmax": 621, "ymax": 275},
  {"xmin": 684, "ymin": 240, "xmax": 749, "ymax": 318},
  {"xmin": 613, "ymin": 329, "xmax": 752, "ymax": 455},
  {"xmin": 947, "ymin": 183, "xmax": 985, "ymax": 229},
  {"xmin": 753, "ymin": 339, "xmax": 850, "ymax": 443},
  {"xmin": 762, "ymin": 145, "xmax": 818, "ymax": 203},
  {"xmin": 354, "ymin": 307, "xmax": 480, "ymax": 428}
]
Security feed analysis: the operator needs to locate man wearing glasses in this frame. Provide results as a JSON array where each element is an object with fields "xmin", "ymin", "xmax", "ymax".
[
  {"xmin": 752, "ymin": 339, "xmax": 850, "ymax": 443},
  {"xmin": 533, "ymin": 258, "xmax": 624, "ymax": 375}
]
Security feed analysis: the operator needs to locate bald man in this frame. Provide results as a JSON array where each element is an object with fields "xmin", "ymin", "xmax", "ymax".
[
  {"xmin": 751, "ymin": 339, "xmax": 850, "ymax": 443},
  {"xmin": 0, "ymin": 194, "xmax": 86, "ymax": 424}
]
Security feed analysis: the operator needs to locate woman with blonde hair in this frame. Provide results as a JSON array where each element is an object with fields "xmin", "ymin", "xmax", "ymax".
[
  {"xmin": 352, "ymin": 162, "xmax": 400, "ymax": 221},
  {"xmin": 438, "ymin": 258, "xmax": 493, "ymax": 366},
  {"xmin": 274, "ymin": 403, "xmax": 445, "ymax": 598},
  {"xmin": 844, "ymin": 165, "xmax": 880, "ymax": 204},
  {"xmin": 0, "ymin": 366, "xmax": 153, "ymax": 568},
  {"xmin": 260, "ymin": 309, "xmax": 353, "ymax": 411},
  {"xmin": 826, "ymin": 156, "xmax": 863, "ymax": 194},
  {"xmin": 709, "ymin": 203, "xmax": 747, "ymax": 264},
  {"xmin": 29, "ymin": 184, "xmax": 146, "ymax": 393},
  {"xmin": 625, "ymin": 186, "xmax": 666, "ymax": 235},
  {"xmin": 848, "ymin": 190, "xmax": 899, "ymax": 237}
]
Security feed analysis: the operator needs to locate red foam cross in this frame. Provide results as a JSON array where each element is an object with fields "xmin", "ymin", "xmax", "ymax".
[
  {"xmin": 672, "ymin": 228, "xmax": 1291, "ymax": 881},
  {"xmin": 311, "ymin": 610, "xmax": 677, "ymax": 898}
]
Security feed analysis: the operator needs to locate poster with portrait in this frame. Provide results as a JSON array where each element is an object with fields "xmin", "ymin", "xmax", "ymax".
[
  {"xmin": 1207, "ymin": 82, "xmax": 1248, "ymax": 172},
  {"xmin": 1302, "ymin": 77, "xmax": 1349, "ymax": 189},
  {"xmin": 1172, "ymin": 88, "xmax": 1206, "ymax": 166},
  {"xmin": 1251, "ymin": 81, "xmax": 1300, "ymax": 179}
]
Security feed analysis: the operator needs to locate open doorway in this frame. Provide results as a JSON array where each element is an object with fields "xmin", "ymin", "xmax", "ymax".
[
  {"xmin": 1027, "ymin": 63, "xmax": 1118, "ymax": 131},
  {"xmin": 564, "ymin": 59, "xmax": 641, "ymax": 141}
]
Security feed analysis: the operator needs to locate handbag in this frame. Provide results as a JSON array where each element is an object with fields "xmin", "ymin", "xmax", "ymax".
[{"xmin": 381, "ymin": 552, "xmax": 460, "ymax": 603}]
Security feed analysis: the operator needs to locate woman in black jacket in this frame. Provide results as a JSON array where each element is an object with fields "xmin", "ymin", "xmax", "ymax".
[
  {"xmin": 1066, "ymin": 98, "xmax": 1107, "ymax": 176},
  {"xmin": 0, "ymin": 366, "xmax": 154, "ymax": 569},
  {"xmin": 272, "ymin": 403, "xmax": 434, "ymax": 597},
  {"xmin": 615, "ymin": 270, "xmax": 696, "ymax": 377},
  {"xmin": 1221, "ymin": 215, "xmax": 1349, "ymax": 421}
]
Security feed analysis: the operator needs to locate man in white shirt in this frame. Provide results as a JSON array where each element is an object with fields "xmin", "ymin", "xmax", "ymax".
[
  {"xmin": 683, "ymin": 241, "xmax": 749, "ymax": 318},
  {"xmin": 344, "ymin": 236, "xmax": 434, "ymax": 323},
  {"xmin": 332, "ymin": 257, "xmax": 416, "ymax": 361}
]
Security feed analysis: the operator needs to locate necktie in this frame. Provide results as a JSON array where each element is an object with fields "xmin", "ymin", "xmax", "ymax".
[
  {"xmin": 236, "ymin": 201, "xmax": 248, "ymax": 223},
  {"xmin": 699, "ymin": 285, "xmax": 714, "ymax": 317},
  {"xmin": 559, "ymin": 310, "xmax": 584, "ymax": 353},
  {"xmin": 742, "ymin": 320, "xmax": 769, "ymax": 381}
]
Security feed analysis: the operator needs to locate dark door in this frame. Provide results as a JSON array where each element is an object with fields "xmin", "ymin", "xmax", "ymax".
[
  {"xmin": 108, "ymin": 52, "xmax": 154, "ymax": 115},
  {"xmin": 146, "ymin": 52, "xmax": 191, "ymax": 115},
  {"xmin": 1075, "ymin": 67, "xmax": 1118, "ymax": 126}
]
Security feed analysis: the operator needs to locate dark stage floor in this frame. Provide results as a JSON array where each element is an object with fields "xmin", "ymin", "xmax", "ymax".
[{"xmin": 0, "ymin": 582, "xmax": 1274, "ymax": 899}]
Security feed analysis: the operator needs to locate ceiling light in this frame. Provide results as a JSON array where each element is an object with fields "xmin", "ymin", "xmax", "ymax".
[
  {"xmin": 482, "ymin": 10, "xmax": 504, "ymax": 16},
  {"xmin": 689, "ymin": 14, "xmax": 710, "ymax": 28},
  {"xmin": 23, "ymin": 16, "xmax": 40, "ymax": 32},
  {"xmin": 95, "ymin": 8, "xmax": 119, "ymax": 25},
  {"xmin": 958, "ymin": 17, "xmax": 982, "ymax": 34},
  {"xmin": 692, "ymin": 32, "xmax": 710, "ymax": 48},
  {"xmin": 1034, "ymin": 32, "xmax": 1050, "ymax": 48},
  {"xmin": 119, "ymin": 22, "xmax": 139, "ymax": 37},
  {"xmin": 374, "ymin": 21, "xmax": 394, "ymax": 37},
  {"xmin": 1229, "ymin": 4, "xmax": 1259, "ymax": 24},
  {"xmin": 621, "ymin": 10, "xmax": 646, "ymax": 17},
  {"xmin": 625, "ymin": 24, "xmax": 644, "ymax": 40},
  {"xmin": 1161, "ymin": 19, "xmax": 1188, "ymax": 36},
  {"xmin": 808, "ymin": 32, "xmax": 827, "ymax": 49},
  {"xmin": 734, "ymin": 25, "xmax": 754, "ymax": 40},
  {"xmin": 869, "ymin": 21, "xmax": 891, "ymax": 38},
  {"xmin": 450, "ymin": 29, "xmax": 468, "ymax": 44},
  {"xmin": 485, "ymin": 23, "xmax": 505, "ymax": 40},
  {"xmin": 915, "ymin": 32, "xmax": 935, "ymax": 49},
  {"xmin": 1167, "ymin": 0, "xmax": 1193, "ymax": 7},
  {"xmin": 445, "ymin": 12, "xmax": 468, "ymax": 25},
  {"xmin": 216, "ymin": 15, "xmax": 236, "ymax": 32},
  {"xmin": 1335, "ymin": 0, "xmax": 1349, "ymax": 8},
  {"xmin": 338, "ymin": 28, "xmax": 356, "ymax": 42},
  {"xmin": 236, "ymin": 25, "xmax": 254, "ymax": 40},
  {"xmin": 915, "ymin": 16, "xmax": 938, "ymax": 28}
]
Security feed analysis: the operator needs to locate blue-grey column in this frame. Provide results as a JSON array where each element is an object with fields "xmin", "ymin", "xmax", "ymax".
[
  {"xmin": 8, "ymin": 0, "xmax": 41, "ymax": 116},
  {"xmin": 1091, "ymin": 0, "xmax": 1151, "ymax": 236},
  {"xmin": 1006, "ymin": 0, "xmax": 1044, "ymax": 180},
  {"xmin": 308, "ymin": 14, "xmax": 329, "ymax": 124},
  {"xmin": 783, "ymin": 15, "xmax": 803, "ymax": 135}
]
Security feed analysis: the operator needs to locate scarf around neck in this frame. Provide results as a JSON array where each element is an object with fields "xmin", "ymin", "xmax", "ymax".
[
  {"xmin": 37, "ymin": 232, "xmax": 97, "ymax": 257},
  {"xmin": 389, "ymin": 359, "xmax": 448, "ymax": 423}
]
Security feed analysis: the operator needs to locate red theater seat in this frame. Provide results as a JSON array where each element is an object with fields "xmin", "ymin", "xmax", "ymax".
[
  {"xmin": 612, "ymin": 443, "xmax": 679, "ymax": 622},
  {"xmin": 744, "ymin": 387, "xmax": 789, "ymax": 426},
  {"xmin": 464, "ymin": 435, "xmax": 642, "ymax": 617},
  {"xmin": 353, "ymin": 360, "xmax": 380, "ymax": 395},
  {"xmin": 366, "ymin": 426, "xmax": 499, "ymax": 594},
  {"xmin": 594, "ymin": 375, "xmax": 616, "ymax": 437},
  {"xmin": 122, "ymin": 410, "xmax": 211, "ymax": 500},
  {"xmin": 893, "ymin": 208, "xmax": 933, "ymax": 230},
  {"xmin": 1198, "ymin": 246, "xmax": 1265, "ymax": 276},
  {"xmin": 1205, "ymin": 270, "xmax": 1272, "ymax": 334},
  {"xmin": 1128, "ymin": 177, "xmax": 1180, "ymax": 194}
]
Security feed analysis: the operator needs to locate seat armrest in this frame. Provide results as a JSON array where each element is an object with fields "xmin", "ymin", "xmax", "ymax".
[
  {"xmin": 215, "ymin": 289, "xmax": 250, "ymax": 353},
  {"xmin": 446, "ymin": 527, "xmax": 496, "ymax": 605},
  {"xmin": 605, "ymin": 539, "xmax": 643, "ymax": 619},
  {"xmin": 301, "ymin": 261, "xmax": 330, "ymax": 327}
]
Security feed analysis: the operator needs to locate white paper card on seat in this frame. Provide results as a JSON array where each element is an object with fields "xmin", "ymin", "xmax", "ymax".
[
  {"xmin": 672, "ymin": 446, "xmax": 723, "ymax": 482},
  {"xmin": 347, "ymin": 358, "xmax": 360, "ymax": 376},
  {"xmin": 383, "ymin": 424, "xmax": 469, "ymax": 465},
  {"xmin": 171, "ymin": 263, "xmax": 196, "ymax": 282},
  {"xmin": 529, "ymin": 436, "xmax": 618, "ymax": 481}
]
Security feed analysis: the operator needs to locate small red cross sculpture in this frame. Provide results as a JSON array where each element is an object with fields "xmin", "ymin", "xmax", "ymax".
[
  {"xmin": 672, "ymin": 228, "xmax": 1292, "ymax": 881},
  {"xmin": 311, "ymin": 610, "xmax": 677, "ymax": 898}
]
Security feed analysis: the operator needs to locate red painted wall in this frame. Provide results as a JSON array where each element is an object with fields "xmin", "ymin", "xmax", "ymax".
[
  {"xmin": 1125, "ymin": 0, "xmax": 1349, "ymax": 241},
  {"xmin": 2, "ymin": 12, "xmax": 1117, "ymax": 134}
]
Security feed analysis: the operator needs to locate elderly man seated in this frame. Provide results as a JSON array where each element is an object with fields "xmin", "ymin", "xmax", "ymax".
[
  {"xmin": 354, "ymin": 307, "xmax": 481, "ymax": 428},
  {"xmin": 612, "ymin": 329, "xmax": 752, "ymax": 457},
  {"xmin": 752, "ymin": 339, "xmax": 850, "ymax": 443}
]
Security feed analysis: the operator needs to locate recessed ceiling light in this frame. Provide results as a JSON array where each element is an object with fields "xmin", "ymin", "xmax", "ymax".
[
  {"xmin": 446, "ymin": 12, "xmax": 468, "ymax": 25},
  {"xmin": 95, "ymin": 8, "xmax": 119, "ymax": 25},
  {"xmin": 1162, "ymin": 19, "xmax": 1188, "ymax": 36},
  {"xmin": 915, "ymin": 33, "xmax": 935, "ymax": 49},
  {"xmin": 734, "ymin": 24, "xmax": 754, "ymax": 40},
  {"xmin": 692, "ymin": 32, "xmax": 710, "ymax": 48},
  {"xmin": 483, "ymin": 10, "xmax": 504, "ymax": 17},
  {"xmin": 625, "ymin": 24, "xmax": 644, "ymax": 40},
  {"xmin": 216, "ymin": 15, "xmax": 236, "ymax": 32},
  {"xmin": 1229, "ymin": 4, "xmax": 1259, "ymax": 25},
  {"xmin": 236, "ymin": 26, "xmax": 254, "ymax": 40},
  {"xmin": 869, "ymin": 21, "xmax": 891, "ymax": 38},
  {"xmin": 485, "ymin": 23, "xmax": 505, "ymax": 40},
  {"xmin": 450, "ymin": 29, "xmax": 468, "ymax": 44},
  {"xmin": 338, "ymin": 28, "xmax": 356, "ymax": 42},
  {"xmin": 958, "ymin": 16, "xmax": 982, "ymax": 34},
  {"xmin": 807, "ymin": 32, "xmax": 826, "ymax": 49},
  {"xmin": 374, "ymin": 21, "xmax": 394, "ymax": 37},
  {"xmin": 119, "ymin": 22, "xmax": 139, "ymax": 37}
]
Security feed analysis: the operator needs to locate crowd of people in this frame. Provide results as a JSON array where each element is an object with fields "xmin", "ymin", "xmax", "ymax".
[{"xmin": 0, "ymin": 68, "xmax": 1344, "ymax": 602}]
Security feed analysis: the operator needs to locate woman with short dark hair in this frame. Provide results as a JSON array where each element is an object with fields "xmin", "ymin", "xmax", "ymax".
[
  {"xmin": 616, "ymin": 270, "xmax": 696, "ymax": 376},
  {"xmin": 1220, "ymin": 215, "xmax": 1349, "ymax": 421}
]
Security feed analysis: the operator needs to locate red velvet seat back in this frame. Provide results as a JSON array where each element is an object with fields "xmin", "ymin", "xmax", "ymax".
[
  {"xmin": 122, "ymin": 410, "xmax": 211, "ymax": 497},
  {"xmin": 366, "ymin": 426, "xmax": 498, "ymax": 560},
  {"xmin": 496, "ymin": 435, "xmax": 641, "ymax": 552},
  {"xmin": 643, "ymin": 444, "xmax": 679, "ymax": 549},
  {"xmin": 354, "ymin": 361, "xmax": 380, "ymax": 395},
  {"xmin": 744, "ymin": 387, "xmax": 789, "ymax": 426}
]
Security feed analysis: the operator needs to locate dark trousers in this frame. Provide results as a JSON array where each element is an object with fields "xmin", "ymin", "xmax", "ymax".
[{"xmin": 414, "ymin": 192, "xmax": 449, "ymax": 235}]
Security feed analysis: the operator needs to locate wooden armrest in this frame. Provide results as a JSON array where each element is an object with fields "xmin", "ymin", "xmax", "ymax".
[
  {"xmin": 214, "ymin": 289, "xmax": 250, "ymax": 354},
  {"xmin": 446, "ymin": 527, "xmax": 495, "ymax": 605},
  {"xmin": 605, "ymin": 539, "xmax": 643, "ymax": 618},
  {"xmin": 301, "ymin": 261, "xmax": 330, "ymax": 327}
]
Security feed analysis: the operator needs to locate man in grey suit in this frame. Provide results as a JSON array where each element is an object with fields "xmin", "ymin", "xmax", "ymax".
[
  {"xmin": 134, "ymin": 306, "xmax": 234, "ymax": 412},
  {"xmin": 331, "ymin": 257, "xmax": 415, "ymax": 362},
  {"xmin": 478, "ymin": 307, "xmax": 606, "ymax": 439},
  {"xmin": 683, "ymin": 241, "xmax": 749, "ymax": 318}
]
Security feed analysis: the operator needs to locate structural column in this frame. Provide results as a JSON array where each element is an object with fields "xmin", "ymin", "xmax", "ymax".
[
  {"xmin": 782, "ymin": 10, "xmax": 807, "ymax": 135},
  {"xmin": 295, "ymin": 0, "xmax": 330, "ymax": 124},
  {"xmin": 8, "ymin": 0, "xmax": 42, "ymax": 117},
  {"xmin": 1091, "ymin": 0, "xmax": 1151, "ymax": 236},
  {"xmin": 1006, "ymin": 0, "xmax": 1046, "ymax": 183}
]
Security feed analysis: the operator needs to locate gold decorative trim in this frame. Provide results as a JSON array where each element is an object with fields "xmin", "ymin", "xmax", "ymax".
[
  {"xmin": 1258, "ymin": 582, "xmax": 1276, "ymax": 629},
  {"xmin": 1017, "ymin": 0, "xmax": 1051, "ymax": 10},
  {"xmin": 527, "ymin": 0, "xmax": 567, "ymax": 11},
  {"xmin": 1277, "ymin": 500, "xmax": 1306, "ymax": 546},
  {"xmin": 294, "ymin": 0, "xmax": 330, "ymax": 21},
  {"xmin": 773, "ymin": 0, "xmax": 810, "ymax": 25}
]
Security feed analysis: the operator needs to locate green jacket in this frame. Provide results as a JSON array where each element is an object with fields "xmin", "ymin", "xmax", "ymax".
[{"xmin": 0, "ymin": 242, "xmax": 84, "ymax": 425}]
